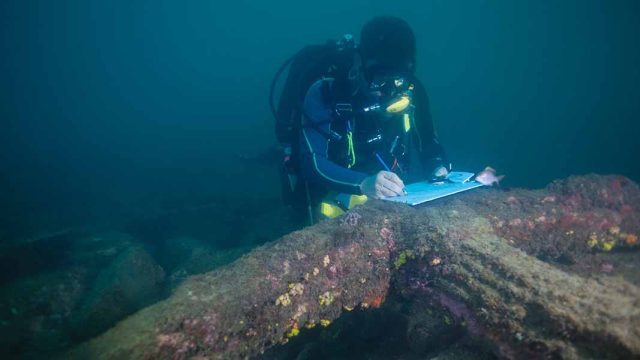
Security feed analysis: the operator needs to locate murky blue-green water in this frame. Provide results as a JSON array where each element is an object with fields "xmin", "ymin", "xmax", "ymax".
[{"xmin": 1, "ymin": 1, "xmax": 638, "ymax": 358}]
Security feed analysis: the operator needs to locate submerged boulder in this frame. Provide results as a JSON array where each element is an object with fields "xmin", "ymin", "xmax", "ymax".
[
  {"xmin": 163, "ymin": 236, "xmax": 249, "ymax": 290},
  {"xmin": 0, "ymin": 268, "xmax": 88, "ymax": 359},
  {"xmin": 0, "ymin": 231, "xmax": 140, "ymax": 359},
  {"xmin": 70, "ymin": 245, "xmax": 165, "ymax": 340},
  {"xmin": 69, "ymin": 231, "xmax": 135, "ymax": 268}
]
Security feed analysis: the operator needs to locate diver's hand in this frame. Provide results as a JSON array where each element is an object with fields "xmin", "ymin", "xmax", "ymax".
[
  {"xmin": 431, "ymin": 166, "xmax": 449, "ymax": 180},
  {"xmin": 360, "ymin": 171, "xmax": 405, "ymax": 199}
]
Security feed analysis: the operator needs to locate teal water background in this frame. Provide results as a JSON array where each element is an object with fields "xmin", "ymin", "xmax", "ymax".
[{"xmin": 1, "ymin": 0, "xmax": 639, "ymax": 241}]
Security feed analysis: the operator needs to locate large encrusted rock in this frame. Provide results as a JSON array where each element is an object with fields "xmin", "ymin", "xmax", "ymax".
[{"xmin": 69, "ymin": 175, "xmax": 640, "ymax": 359}]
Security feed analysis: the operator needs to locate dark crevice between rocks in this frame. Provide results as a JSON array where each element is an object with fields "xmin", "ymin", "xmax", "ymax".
[{"xmin": 260, "ymin": 292, "xmax": 496, "ymax": 360}]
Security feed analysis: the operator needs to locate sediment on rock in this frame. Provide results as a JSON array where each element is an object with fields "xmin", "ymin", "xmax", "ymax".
[{"xmin": 69, "ymin": 175, "xmax": 640, "ymax": 359}]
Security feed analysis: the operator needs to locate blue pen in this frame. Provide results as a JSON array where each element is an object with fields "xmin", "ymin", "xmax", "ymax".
[{"xmin": 374, "ymin": 152, "xmax": 390, "ymax": 171}]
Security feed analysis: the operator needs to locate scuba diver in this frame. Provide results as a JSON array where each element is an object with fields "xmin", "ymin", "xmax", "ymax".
[{"xmin": 271, "ymin": 16, "xmax": 448, "ymax": 225}]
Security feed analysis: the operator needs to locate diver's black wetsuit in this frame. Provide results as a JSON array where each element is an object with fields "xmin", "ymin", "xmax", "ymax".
[{"xmin": 299, "ymin": 78, "xmax": 447, "ymax": 196}]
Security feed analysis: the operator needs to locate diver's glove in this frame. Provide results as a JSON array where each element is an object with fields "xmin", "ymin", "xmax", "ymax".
[{"xmin": 360, "ymin": 171, "xmax": 406, "ymax": 199}]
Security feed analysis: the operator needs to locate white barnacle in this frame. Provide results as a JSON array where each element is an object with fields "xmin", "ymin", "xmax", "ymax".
[{"xmin": 323, "ymin": 255, "xmax": 330, "ymax": 267}]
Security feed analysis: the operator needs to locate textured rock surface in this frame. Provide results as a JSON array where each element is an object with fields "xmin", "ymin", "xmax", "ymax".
[
  {"xmin": 163, "ymin": 236, "xmax": 249, "ymax": 290},
  {"xmin": 70, "ymin": 175, "xmax": 640, "ymax": 359},
  {"xmin": 70, "ymin": 246, "xmax": 165, "ymax": 340},
  {"xmin": 0, "ymin": 231, "xmax": 141, "ymax": 359},
  {"xmin": 0, "ymin": 268, "xmax": 88, "ymax": 358}
]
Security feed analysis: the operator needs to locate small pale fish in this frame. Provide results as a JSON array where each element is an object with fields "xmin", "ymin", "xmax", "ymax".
[{"xmin": 475, "ymin": 166, "xmax": 504, "ymax": 186}]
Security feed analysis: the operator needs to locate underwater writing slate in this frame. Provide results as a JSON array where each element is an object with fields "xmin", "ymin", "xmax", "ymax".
[{"xmin": 383, "ymin": 171, "xmax": 485, "ymax": 206}]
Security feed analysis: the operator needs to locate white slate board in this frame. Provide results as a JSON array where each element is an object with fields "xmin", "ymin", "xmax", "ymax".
[{"xmin": 383, "ymin": 171, "xmax": 485, "ymax": 206}]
